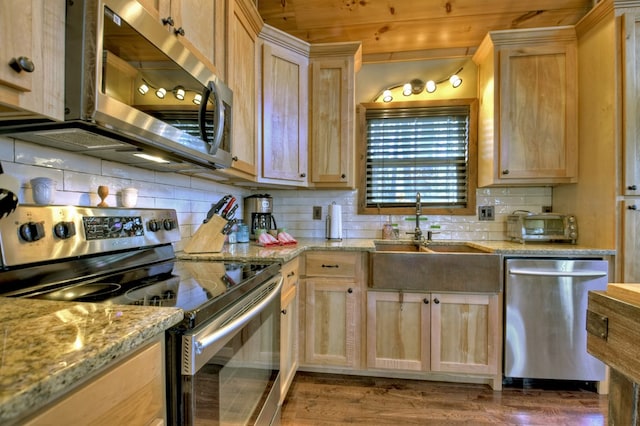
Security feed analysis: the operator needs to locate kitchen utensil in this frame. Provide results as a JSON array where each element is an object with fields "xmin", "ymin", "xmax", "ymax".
[
  {"xmin": 0, "ymin": 163, "xmax": 19, "ymax": 219},
  {"xmin": 204, "ymin": 194, "xmax": 231, "ymax": 223},
  {"xmin": 97, "ymin": 186, "xmax": 109, "ymax": 207},
  {"xmin": 220, "ymin": 197, "xmax": 236, "ymax": 218},
  {"xmin": 222, "ymin": 204, "xmax": 238, "ymax": 220},
  {"xmin": 121, "ymin": 187, "xmax": 138, "ymax": 208},
  {"xmin": 31, "ymin": 177, "xmax": 56, "ymax": 205}
]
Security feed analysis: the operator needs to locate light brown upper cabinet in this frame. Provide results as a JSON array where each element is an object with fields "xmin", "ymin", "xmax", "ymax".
[
  {"xmin": 309, "ymin": 43, "xmax": 361, "ymax": 188},
  {"xmin": 142, "ymin": 0, "xmax": 224, "ymax": 74},
  {"xmin": 473, "ymin": 27, "xmax": 578, "ymax": 186},
  {"xmin": 258, "ymin": 26, "xmax": 309, "ymax": 186},
  {"xmin": 0, "ymin": 0, "xmax": 64, "ymax": 121}
]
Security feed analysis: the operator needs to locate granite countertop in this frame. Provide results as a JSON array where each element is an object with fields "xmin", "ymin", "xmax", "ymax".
[
  {"xmin": 0, "ymin": 298, "xmax": 183, "ymax": 424},
  {"xmin": 176, "ymin": 238, "xmax": 615, "ymax": 262}
]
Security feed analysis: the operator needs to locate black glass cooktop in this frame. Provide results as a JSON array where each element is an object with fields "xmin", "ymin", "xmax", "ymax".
[{"xmin": 27, "ymin": 260, "xmax": 280, "ymax": 329}]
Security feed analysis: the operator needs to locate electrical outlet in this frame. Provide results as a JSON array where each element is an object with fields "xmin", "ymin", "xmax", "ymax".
[
  {"xmin": 542, "ymin": 205, "xmax": 553, "ymax": 213},
  {"xmin": 478, "ymin": 205, "xmax": 495, "ymax": 221},
  {"xmin": 313, "ymin": 206, "xmax": 322, "ymax": 220}
]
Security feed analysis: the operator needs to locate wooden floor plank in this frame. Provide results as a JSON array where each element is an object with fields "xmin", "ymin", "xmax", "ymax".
[{"xmin": 281, "ymin": 372, "xmax": 608, "ymax": 425}]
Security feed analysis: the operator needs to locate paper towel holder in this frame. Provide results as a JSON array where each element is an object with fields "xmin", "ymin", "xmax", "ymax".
[{"xmin": 326, "ymin": 201, "xmax": 343, "ymax": 241}]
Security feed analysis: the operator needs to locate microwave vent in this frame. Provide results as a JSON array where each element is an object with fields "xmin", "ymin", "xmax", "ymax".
[{"xmin": 32, "ymin": 129, "xmax": 129, "ymax": 151}]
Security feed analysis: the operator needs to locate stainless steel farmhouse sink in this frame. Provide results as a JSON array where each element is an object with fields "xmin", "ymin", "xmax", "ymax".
[{"xmin": 370, "ymin": 241, "xmax": 501, "ymax": 292}]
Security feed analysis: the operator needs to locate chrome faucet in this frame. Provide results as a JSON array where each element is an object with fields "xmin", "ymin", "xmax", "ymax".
[{"xmin": 412, "ymin": 192, "xmax": 423, "ymax": 242}]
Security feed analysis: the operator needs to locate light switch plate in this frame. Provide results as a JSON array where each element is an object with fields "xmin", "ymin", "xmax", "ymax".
[
  {"xmin": 478, "ymin": 205, "xmax": 495, "ymax": 221},
  {"xmin": 313, "ymin": 206, "xmax": 322, "ymax": 220}
]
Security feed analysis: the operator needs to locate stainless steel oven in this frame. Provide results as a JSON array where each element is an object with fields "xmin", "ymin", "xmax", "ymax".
[
  {"xmin": 171, "ymin": 272, "xmax": 282, "ymax": 425},
  {"xmin": 0, "ymin": 205, "xmax": 282, "ymax": 426}
]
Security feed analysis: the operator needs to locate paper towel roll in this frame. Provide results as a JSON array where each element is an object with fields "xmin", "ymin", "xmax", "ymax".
[{"xmin": 327, "ymin": 203, "xmax": 342, "ymax": 240}]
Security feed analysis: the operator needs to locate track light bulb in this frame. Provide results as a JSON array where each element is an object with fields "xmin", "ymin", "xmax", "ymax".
[
  {"xmin": 193, "ymin": 93, "xmax": 202, "ymax": 105},
  {"xmin": 138, "ymin": 83, "xmax": 149, "ymax": 95},
  {"xmin": 426, "ymin": 80, "xmax": 437, "ymax": 93},
  {"xmin": 449, "ymin": 74, "xmax": 462, "ymax": 88},
  {"xmin": 402, "ymin": 83, "xmax": 412, "ymax": 96},
  {"xmin": 174, "ymin": 86, "xmax": 185, "ymax": 100},
  {"xmin": 382, "ymin": 89, "xmax": 393, "ymax": 103},
  {"xmin": 155, "ymin": 87, "xmax": 166, "ymax": 99}
]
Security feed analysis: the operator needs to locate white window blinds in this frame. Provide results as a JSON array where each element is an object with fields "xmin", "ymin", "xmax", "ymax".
[{"xmin": 365, "ymin": 105, "xmax": 470, "ymax": 209}]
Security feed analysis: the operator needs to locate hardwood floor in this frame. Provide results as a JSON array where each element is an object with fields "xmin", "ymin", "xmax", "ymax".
[{"xmin": 281, "ymin": 372, "xmax": 608, "ymax": 425}]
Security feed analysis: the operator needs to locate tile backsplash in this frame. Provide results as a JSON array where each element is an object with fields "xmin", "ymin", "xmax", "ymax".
[{"xmin": 1, "ymin": 137, "xmax": 553, "ymax": 246}]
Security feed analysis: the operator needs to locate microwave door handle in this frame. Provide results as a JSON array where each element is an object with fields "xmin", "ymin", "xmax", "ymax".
[{"xmin": 198, "ymin": 81, "xmax": 225, "ymax": 155}]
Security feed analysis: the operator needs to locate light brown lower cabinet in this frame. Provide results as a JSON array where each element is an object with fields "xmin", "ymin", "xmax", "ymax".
[
  {"xmin": 280, "ymin": 257, "xmax": 299, "ymax": 404},
  {"xmin": 22, "ymin": 338, "xmax": 165, "ymax": 426},
  {"xmin": 367, "ymin": 291, "xmax": 502, "ymax": 388}
]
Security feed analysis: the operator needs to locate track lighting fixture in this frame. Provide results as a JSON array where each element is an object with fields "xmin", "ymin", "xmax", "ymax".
[
  {"xmin": 136, "ymin": 78, "xmax": 202, "ymax": 103},
  {"xmin": 373, "ymin": 66, "xmax": 464, "ymax": 102}
]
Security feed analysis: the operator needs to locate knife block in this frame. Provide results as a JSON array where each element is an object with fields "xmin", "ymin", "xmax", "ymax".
[{"xmin": 184, "ymin": 215, "xmax": 227, "ymax": 254}]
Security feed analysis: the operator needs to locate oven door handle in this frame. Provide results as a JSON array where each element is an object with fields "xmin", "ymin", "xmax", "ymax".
[
  {"xmin": 508, "ymin": 268, "xmax": 608, "ymax": 278},
  {"xmin": 194, "ymin": 276, "xmax": 282, "ymax": 356}
]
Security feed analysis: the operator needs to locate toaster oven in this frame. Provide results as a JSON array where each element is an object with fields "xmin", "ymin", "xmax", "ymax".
[{"xmin": 506, "ymin": 212, "xmax": 578, "ymax": 244}]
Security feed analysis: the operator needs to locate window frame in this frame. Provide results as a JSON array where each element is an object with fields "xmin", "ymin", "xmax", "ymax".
[{"xmin": 357, "ymin": 98, "xmax": 478, "ymax": 216}]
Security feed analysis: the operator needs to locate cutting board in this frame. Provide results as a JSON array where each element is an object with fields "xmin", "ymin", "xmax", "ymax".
[{"xmin": 183, "ymin": 215, "xmax": 227, "ymax": 254}]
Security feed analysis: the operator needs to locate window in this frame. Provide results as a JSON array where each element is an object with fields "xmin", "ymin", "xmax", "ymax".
[{"xmin": 357, "ymin": 99, "xmax": 477, "ymax": 215}]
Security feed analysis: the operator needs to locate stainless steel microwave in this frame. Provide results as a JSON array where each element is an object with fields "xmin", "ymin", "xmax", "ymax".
[
  {"xmin": 0, "ymin": 0, "xmax": 233, "ymax": 172},
  {"xmin": 506, "ymin": 211, "xmax": 578, "ymax": 244}
]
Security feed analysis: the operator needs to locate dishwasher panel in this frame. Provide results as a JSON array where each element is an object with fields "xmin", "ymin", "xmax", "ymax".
[{"xmin": 504, "ymin": 258, "xmax": 608, "ymax": 381}]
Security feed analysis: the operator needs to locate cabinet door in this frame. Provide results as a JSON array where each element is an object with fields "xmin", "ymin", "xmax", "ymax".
[
  {"xmin": 498, "ymin": 43, "xmax": 578, "ymax": 181},
  {"xmin": 280, "ymin": 258, "xmax": 299, "ymax": 403},
  {"xmin": 303, "ymin": 277, "xmax": 360, "ymax": 368},
  {"xmin": 226, "ymin": 1, "xmax": 258, "ymax": 177},
  {"xmin": 622, "ymin": 199, "xmax": 640, "ymax": 282},
  {"xmin": 430, "ymin": 293, "xmax": 500, "ymax": 375},
  {"xmin": 366, "ymin": 291, "xmax": 430, "ymax": 371},
  {"xmin": 310, "ymin": 57, "xmax": 353, "ymax": 187},
  {"xmin": 622, "ymin": 12, "xmax": 640, "ymax": 197},
  {"xmin": 261, "ymin": 42, "xmax": 308, "ymax": 185},
  {"xmin": 0, "ymin": 0, "xmax": 64, "ymax": 120}
]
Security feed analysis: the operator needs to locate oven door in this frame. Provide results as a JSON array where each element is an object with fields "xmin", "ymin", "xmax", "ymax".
[{"xmin": 180, "ymin": 274, "xmax": 282, "ymax": 426}]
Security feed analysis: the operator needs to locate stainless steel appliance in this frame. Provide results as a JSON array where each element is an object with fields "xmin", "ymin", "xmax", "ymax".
[
  {"xmin": 244, "ymin": 194, "xmax": 278, "ymax": 239},
  {"xmin": 506, "ymin": 211, "xmax": 578, "ymax": 244},
  {"xmin": 0, "ymin": 205, "xmax": 282, "ymax": 426},
  {"xmin": 0, "ymin": 0, "xmax": 233, "ymax": 173},
  {"xmin": 504, "ymin": 258, "xmax": 608, "ymax": 381}
]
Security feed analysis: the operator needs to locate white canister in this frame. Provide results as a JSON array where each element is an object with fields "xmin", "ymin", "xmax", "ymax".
[
  {"xmin": 30, "ymin": 177, "xmax": 55, "ymax": 205},
  {"xmin": 121, "ymin": 187, "xmax": 138, "ymax": 208}
]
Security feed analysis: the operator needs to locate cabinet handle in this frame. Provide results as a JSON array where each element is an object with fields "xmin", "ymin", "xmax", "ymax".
[
  {"xmin": 9, "ymin": 56, "xmax": 34, "ymax": 73},
  {"xmin": 347, "ymin": 288, "xmax": 353, "ymax": 294},
  {"xmin": 423, "ymin": 298, "xmax": 429, "ymax": 304},
  {"xmin": 162, "ymin": 16, "xmax": 174, "ymax": 27},
  {"xmin": 281, "ymin": 309, "xmax": 287, "ymax": 315},
  {"xmin": 300, "ymin": 173, "xmax": 306, "ymax": 178},
  {"xmin": 341, "ymin": 174, "xmax": 346, "ymax": 179},
  {"xmin": 501, "ymin": 169, "xmax": 509, "ymax": 175},
  {"xmin": 433, "ymin": 298, "xmax": 440, "ymax": 304},
  {"xmin": 232, "ymin": 156, "xmax": 238, "ymax": 162},
  {"xmin": 321, "ymin": 264, "xmax": 339, "ymax": 268},
  {"xmin": 174, "ymin": 27, "xmax": 185, "ymax": 36},
  {"xmin": 287, "ymin": 271, "xmax": 295, "ymax": 278},
  {"xmin": 628, "ymin": 185, "xmax": 638, "ymax": 191},
  {"xmin": 629, "ymin": 205, "xmax": 638, "ymax": 210}
]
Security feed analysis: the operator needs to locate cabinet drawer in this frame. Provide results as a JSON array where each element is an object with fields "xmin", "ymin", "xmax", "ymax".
[{"xmin": 305, "ymin": 251, "xmax": 358, "ymax": 277}]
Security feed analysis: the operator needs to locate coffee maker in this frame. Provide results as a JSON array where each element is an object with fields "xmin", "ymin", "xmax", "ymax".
[{"xmin": 244, "ymin": 194, "xmax": 277, "ymax": 239}]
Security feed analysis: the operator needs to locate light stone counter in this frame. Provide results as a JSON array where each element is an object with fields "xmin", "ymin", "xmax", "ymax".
[
  {"xmin": 0, "ymin": 298, "xmax": 183, "ymax": 424},
  {"xmin": 176, "ymin": 238, "xmax": 615, "ymax": 262}
]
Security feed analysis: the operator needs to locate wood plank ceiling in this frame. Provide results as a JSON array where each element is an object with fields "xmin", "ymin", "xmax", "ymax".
[{"xmin": 257, "ymin": 0, "xmax": 594, "ymax": 62}]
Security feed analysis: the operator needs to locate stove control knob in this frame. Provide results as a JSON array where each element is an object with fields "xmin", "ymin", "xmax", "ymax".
[
  {"xmin": 19, "ymin": 221, "xmax": 45, "ymax": 242},
  {"xmin": 148, "ymin": 219, "xmax": 161, "ymax": 232},
  {"xmin": 54, "ymin": 221, "xmax": 76, "ymax": 239},
  {"xmin": 163, "ymin": 218, "xmax": 176, "ymax": 231}
]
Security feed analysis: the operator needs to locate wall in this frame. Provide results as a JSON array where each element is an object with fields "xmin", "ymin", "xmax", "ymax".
[
  {"xmin": 0, "ymin": 136, "xmax": 251, "ymax": 252},
  {"xmin": 269, "ymin": 187, "xmax": 552, "ymax": 240}
]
